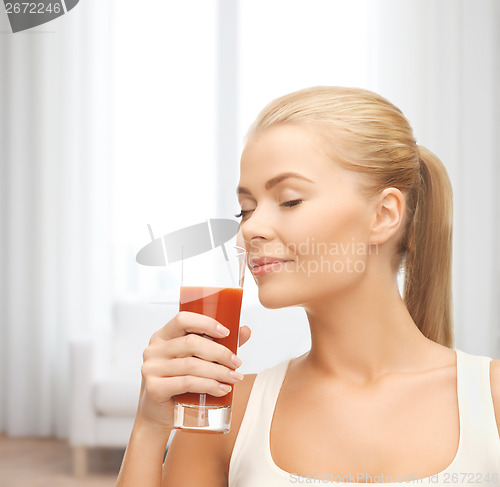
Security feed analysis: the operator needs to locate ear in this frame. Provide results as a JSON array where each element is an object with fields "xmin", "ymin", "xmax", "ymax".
[{"xmin": 368, "ymin": 187, "xmax": 405, "ymax": 246}]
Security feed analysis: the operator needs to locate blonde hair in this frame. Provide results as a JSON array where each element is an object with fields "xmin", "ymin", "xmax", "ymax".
[{"xmin": 246, "ymin": 86, "xmax": 454, "ymax": 348}]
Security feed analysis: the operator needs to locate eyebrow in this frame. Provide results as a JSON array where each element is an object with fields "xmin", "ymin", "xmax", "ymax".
[{"xmin": 236, "ymin": 172, "xmax": 314, "ymax": 195}]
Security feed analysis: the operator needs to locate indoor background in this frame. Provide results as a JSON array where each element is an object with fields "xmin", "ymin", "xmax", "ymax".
[{"xmin": 0, "ymin": 0, "xmax": 499, "ymax": 484}]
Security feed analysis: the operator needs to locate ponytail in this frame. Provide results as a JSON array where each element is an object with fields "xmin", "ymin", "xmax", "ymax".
[{"xmin": 402, "ymin": 146, "xmax": 454, "ymax": 348}]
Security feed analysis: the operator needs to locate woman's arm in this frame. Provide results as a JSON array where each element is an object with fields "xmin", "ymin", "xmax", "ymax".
[
  {"xmin": 115, "ymin": 407, "xmax": 172, "ymax": 486},
  {"xmin": 162, "ymin": 373, "xmax": 257, "ymax": 486},
  {"xmin": 115, "ymin": 313, "xmax": 250, "ymax": 487},
  {"xmin": 490, "ymin": 359, "xmax": 500, "ymax": 437}
]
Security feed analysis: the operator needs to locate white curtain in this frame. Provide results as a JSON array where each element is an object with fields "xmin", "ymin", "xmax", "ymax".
[{"xmin": 0, "ymin": 0, "xmax": 112, "ymax": 437}]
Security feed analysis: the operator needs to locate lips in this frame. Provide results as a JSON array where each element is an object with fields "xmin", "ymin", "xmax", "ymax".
[{"xmin": 250, "ymin": 256, "xmax": 292, "ymax": 276}]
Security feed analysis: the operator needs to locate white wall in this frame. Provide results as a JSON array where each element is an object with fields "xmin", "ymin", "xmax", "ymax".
[{"xmin": 371, "ymin": 0, "xmax": 500, "ymax": 357}]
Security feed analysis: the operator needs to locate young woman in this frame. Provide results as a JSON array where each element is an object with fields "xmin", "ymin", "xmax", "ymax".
[{"xmin": 116, "ymin": 87, "xmax": 500, "ymax": 486}]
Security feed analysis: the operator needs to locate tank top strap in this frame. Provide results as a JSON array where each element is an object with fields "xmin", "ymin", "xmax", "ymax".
[
  {"xmin": 455, "ymin": 349, "xmax": 500, "ymax": 462},
  {"xmin": 228, "ymin": 359, "xmax": 291, "ymax": 485},
  {"xmin": 240, "ymin": 358, "xmax": 290, "ymax": 428}
]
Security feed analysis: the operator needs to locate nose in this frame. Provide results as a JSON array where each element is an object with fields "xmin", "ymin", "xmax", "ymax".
[{"xmin": 239, "ymin": 204, "xmax": 275, "ymax": 245}]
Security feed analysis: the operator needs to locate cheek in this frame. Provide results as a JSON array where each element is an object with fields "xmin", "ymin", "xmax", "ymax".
[
  {"xmin": 291, "ymin": 200, "xmax": 368, "ymax": 254},
  {"xmin": 254, "ymin": 199, "xmax": 371, "ymax": 308},
  {"xmin": 289, "ymin": 202, "xmax": 370, "ymax": 282},
  {"xmin": 324, "ymin": 203, "xmax": 369, "ymax": 248}
]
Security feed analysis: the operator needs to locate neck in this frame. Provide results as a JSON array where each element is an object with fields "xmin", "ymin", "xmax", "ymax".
[{"xmin": 302, "ymin": 264, "xmax": 437, "ymax": 386}]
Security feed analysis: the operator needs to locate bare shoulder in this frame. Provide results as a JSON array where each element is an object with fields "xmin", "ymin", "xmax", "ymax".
[
  {"xmin": 162, "ymin": 374, "xmax": 257, "ymax": 486},
  {"xmin": 490, "ymin": 359, "xmax": 500, "ymax": 437}
]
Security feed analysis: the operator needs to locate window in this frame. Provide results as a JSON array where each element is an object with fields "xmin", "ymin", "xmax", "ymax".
[
  {"xmin": 110, "ymin": 0, "xmax": 372, "ymax": 302},
  {"xmin": 111, "ymin": 1, "xmax": 218, "ymax": 301}
]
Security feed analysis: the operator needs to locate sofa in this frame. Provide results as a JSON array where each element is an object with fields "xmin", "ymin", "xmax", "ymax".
[{"xmin": 68, "ymin": 297, "xmax": 309, "ymax": 476}]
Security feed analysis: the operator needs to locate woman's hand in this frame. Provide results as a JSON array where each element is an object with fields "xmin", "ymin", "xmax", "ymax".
[{"xmin": 135, "ymin": 311, "xmax": 251, "ymax": 430}]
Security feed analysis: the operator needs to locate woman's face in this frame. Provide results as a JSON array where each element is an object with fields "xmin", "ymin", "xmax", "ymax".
[{"xmin": 237, "ymin": 123, "xmax": 376, "ymax": 309}]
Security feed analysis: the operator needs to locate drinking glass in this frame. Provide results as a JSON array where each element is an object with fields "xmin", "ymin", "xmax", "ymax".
[{"xmin": 173, "ymin": 243, "xmax": 246, "ymax": 433}]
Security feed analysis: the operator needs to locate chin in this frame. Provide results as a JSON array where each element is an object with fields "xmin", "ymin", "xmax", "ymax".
[{"xmin": 257, "ymin": 286, "xmax": 302, "ymax": 309}]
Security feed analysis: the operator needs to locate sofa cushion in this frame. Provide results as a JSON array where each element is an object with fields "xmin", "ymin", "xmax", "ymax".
[
  {"xmin": 93, "ymin": 378, "xmax": 140, "ymax": 416},
  {"xmin": 111, "ymin": 300, "xmax": 179, "ymax": 377}
]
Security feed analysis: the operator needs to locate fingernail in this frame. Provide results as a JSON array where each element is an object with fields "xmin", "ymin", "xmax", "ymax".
[
  {"xmin": 217, "ymin": 324, "xmax": 230, "ymax": 336},
  {"xmin": 219, "ymin": 384, "xmax": 232, "ymax": 392},
  {"xmin": 230, "ymin": 370, "xmax": 244, "ymax": 381},
  {"xmin": 231, "ymin": 354, "xmax": 242, "ymax": 367}
]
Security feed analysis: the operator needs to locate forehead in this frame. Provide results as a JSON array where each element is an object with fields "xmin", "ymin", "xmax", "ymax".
[
  {"xmin": 242, "ymin": 123, "xmax": 324, "ymax": 159},
  {"xmin": 240, "ymin": 124, "xmax": 332, "ymax": 177}
]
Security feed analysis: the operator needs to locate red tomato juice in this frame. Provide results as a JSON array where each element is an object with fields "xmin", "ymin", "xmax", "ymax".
[{"xmin": 175, "ymin": 286, "xmax": 243, "ymax": 408}]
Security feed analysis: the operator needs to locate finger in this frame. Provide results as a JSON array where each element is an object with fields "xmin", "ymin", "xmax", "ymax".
[
  {"xmin": 141, "ymin": 356, "xmax": 244, "ymax": 384},
  {"xmin": 238, "ymin": 325, "xmax": 251, "ymax": 347},
  {"xmin": 144, "ymin": 375, "xmax": 233, "ymax": 402},
  {"xmin": 153, "ymin": 311, "xmax": 230, "ymax": 342},
  {"xmin": 161, "ymin": 333, "xmax": 240, "ymax": 369}
]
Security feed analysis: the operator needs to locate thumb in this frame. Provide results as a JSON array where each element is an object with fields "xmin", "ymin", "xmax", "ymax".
[{"xmin": 238, "ymin": 325, "xmax": 251, "ymax": 347}]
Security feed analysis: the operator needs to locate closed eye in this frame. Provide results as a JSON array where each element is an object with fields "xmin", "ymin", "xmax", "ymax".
[
  {"xmin": 280, "ymin": 199, "xmax": 302, "ymax": 208},
  {"xmin": 234, "ymin": 209, "xmax": 253, "ymax": 219},
  {"xmin": 235, "ymin": 200, "xmax": 302, "ymax": 219}
]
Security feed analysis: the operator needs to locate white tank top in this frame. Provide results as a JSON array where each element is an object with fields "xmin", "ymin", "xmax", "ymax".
[{"xmin": 229, "ymin": 349, "xmax": 500, "ymax": 486}]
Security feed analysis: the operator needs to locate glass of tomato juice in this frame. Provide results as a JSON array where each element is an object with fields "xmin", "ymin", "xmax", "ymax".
[{"xmin": 173, "ymin": 243, "xmax": 246, "ymax": 434}]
